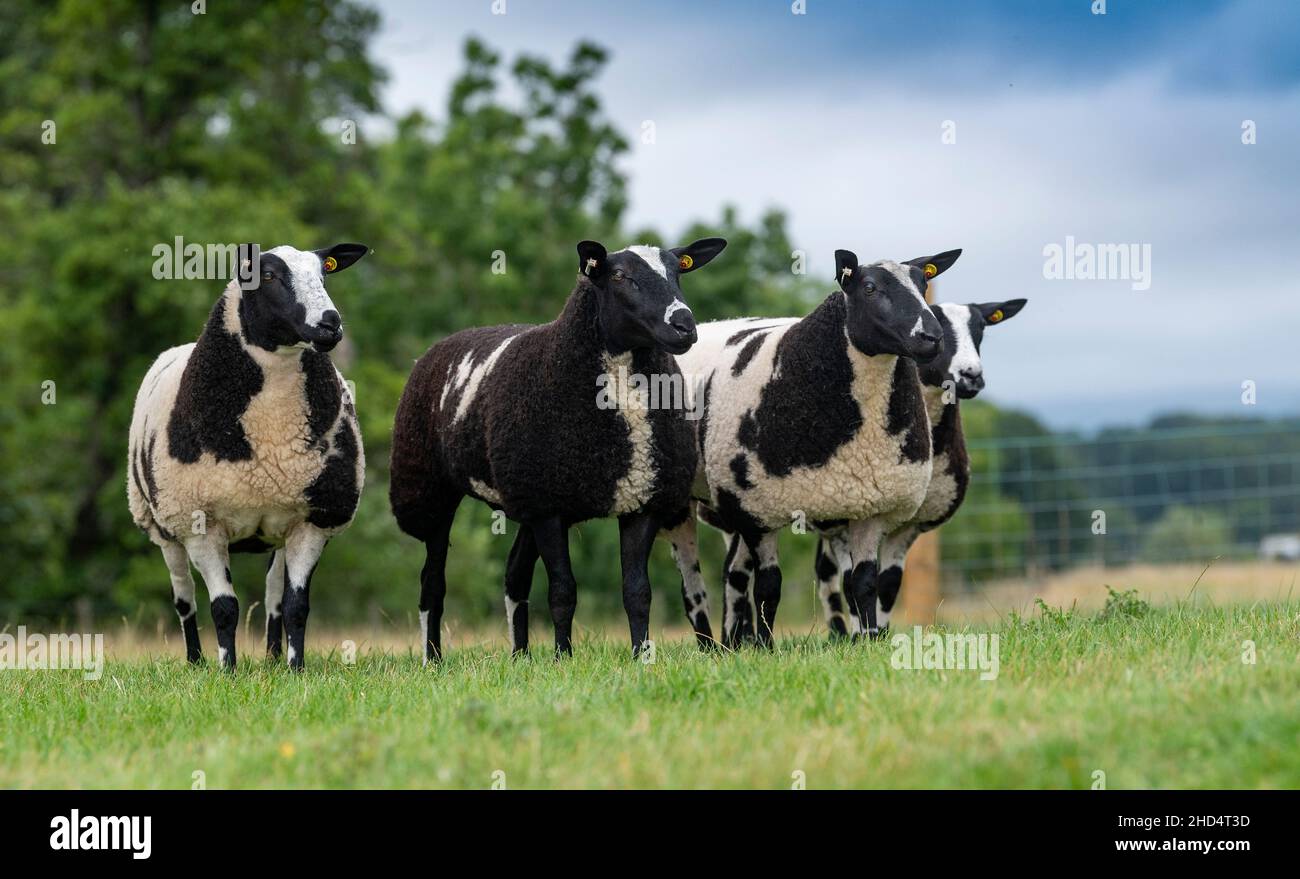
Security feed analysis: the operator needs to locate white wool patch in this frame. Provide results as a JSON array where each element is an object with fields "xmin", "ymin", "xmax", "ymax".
[
  {"xmin": 617, "ymin": 244, "xmax": 668, "ymax": 279},
  {"xmin": 452, "ymin": 336, "xmax": 517, "ymax": 423},
  {"xmin": 470, "ymin": 478, "xmax": 502, "ymax": 505},
  {"xmin": 873, "ymin": 259, "xmax": 928, "ymax": 307},
  {"xmin": 505, "ymin": 596, "xmax": 524, "ymax": 644},
  {"xmin": 936, "ymin": 302, "xmax": 981, "ymax": 379},
  {"xmin": 602, "ymin": 351, "xmax": 656, "ymax": 515},
  {"xmin": 267, "ymin": 245, "xmax": 337, "ymax": 329},
  {"xmin": 663, "ymin": 299, "xmax": 691, "ymax": 325}
]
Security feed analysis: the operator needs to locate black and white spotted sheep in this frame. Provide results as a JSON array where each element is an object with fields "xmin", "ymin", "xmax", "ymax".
[
  {"xmin": 389, "ymin": 238, "xmax": 727, "ymax": 661},
  {"xmin": 126, "ymin": 243, "xmax": 369, "ymax": 670},
  {"xmin": 814, "ymin": 297, "xmax": 1028, "ymax": 636},
  {"xmin": 661, "ymin": 248, "xmax": 961, "ymax": 648}
]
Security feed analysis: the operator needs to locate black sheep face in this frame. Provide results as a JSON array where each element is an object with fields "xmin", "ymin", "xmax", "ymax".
[
  {"xmin": 919, "ymin": 299, "xmax": 1029, "ymax": 398},
  {"xmin": 577, "ymin": 238, "xmax": 727, "ymax": 355},
  {"xmin": 833, "ymin": 248, "xmax": 962, "ymax": 362},
  {"xmin": 237, "ymin": 243, "xmax": 369, "ymax": 353}
]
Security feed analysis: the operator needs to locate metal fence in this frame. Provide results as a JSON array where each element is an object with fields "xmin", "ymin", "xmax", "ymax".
[{"xmin": 940, "ymin": 421, "xmax": 1300, "ymax": 590}]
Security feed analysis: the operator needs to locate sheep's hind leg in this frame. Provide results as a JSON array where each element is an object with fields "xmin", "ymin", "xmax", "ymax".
[
  {"xmin": 664, "ymin": 507, "xmax": 714, "ymax": 650},
  {"xmin": 721, "ymin": 533, "xmax": 756, "ymax": 649},
  {"xmin": 816, "ymin": 535, "xmax": 850, "ymax": 639},
  {"xmin": 875, "ymin": 527, "xmax": 921, "ymax": 636},
  {"xmin": 186, "ymin": 535, "xmax": 237, "ymax": 669},
  {"xmin": 161, "ymin": 542, "xmax": 202, "ymax": 664},
  {"xmin": 750, "ymin": 533, "xmax": 782, "ymax": 649},
  {"xmin": 618, "ymin": 512, "xmax": 659, "ymax": 658},
  {"xmin": 418, "ymin": 495, "xmax": 461, "ymax": 665},
  {"xmin": 283, "ymin": 524, "xmax": 330, "ymax": 671},
  {"xmin": 504, "ymin": 525, "xmax": 538, "ymax": 656},
  {"xmin": 265, "ymin": 549, "xmax": 285, "ymax": 659},
  {"xmin": 530, "ymin": 516, "xmax": 577, "ymax": 657}
]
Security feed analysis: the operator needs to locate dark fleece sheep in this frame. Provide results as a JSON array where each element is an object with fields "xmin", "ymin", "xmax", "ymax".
[{"xmin": 390, "ymin": 238, "xmax": 727, "ymax": 661}]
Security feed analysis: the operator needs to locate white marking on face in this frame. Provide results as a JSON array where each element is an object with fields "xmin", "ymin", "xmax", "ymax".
[
  {"xmin": 453, "ymin": 336, "xmax": 517, "ymax": 423},
  {"xmin": 936, "ymin": 303, "xmax": 982, "ymax": 380},
  {"xmin": 616, "ymin": 245, "xmax": 668, "ymax": 279},
  {"xmin": 664, "ymin": 299, "xmax": 691, "ymax": 325},
  {"xmin": 873, "ymin": 259, "xmax": 928, "ymax": 306},
  {"xmin": 909, "ymin": 314, "xmax": 926, "ymax": 337},
  {"xmin": 267, "ymin": 245, "xmax": 338, "ymax": 329}
]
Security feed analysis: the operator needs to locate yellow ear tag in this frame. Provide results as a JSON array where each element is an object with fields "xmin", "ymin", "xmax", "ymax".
[
  {"xmin": 679, "ymin": 254, "xmax": 694, "ymax": 270},
  {"xmin": 323, "ymin": 256, "xmax": 338, "ymax": 273},
  {"xmin": 924, "ymin": 263, "xmax": 937, "ymax": 279},
  {"xmin": 990, "ymin": 309, "xmax": 1004, "ymax": 323}
]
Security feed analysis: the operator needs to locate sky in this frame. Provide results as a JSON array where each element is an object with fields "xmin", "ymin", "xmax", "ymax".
[{"xmin": 369, "ymin": 0, "xmax": 1300, "ymax": 430}]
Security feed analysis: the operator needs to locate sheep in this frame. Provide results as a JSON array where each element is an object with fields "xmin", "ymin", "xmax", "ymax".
[
  {"xmin": 662, "ymin": 248, "xmax": 961, "ymax": 648},
  {"xmin": 126, "ymin": 243, "xmax": 369, "ymax": 669},
  {"xmin": 813, "ymin": 297, "xmax": 1028, "ymax": 637},
  {"xmin": 390, "ymin": 238, "xmax": 727, "ymax": 661}
]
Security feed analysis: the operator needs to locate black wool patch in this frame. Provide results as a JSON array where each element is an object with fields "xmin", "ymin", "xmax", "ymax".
[
  {"xmin": 306, "ymin": 419, "xmax": 360, "ymax": 529},
  {"xmin": 730, "ymin": 454, "xmax": 754, "ymax": 489},
  {"xmin": 885, "ymin": 358, "xmax": 930, "ymax": 464},
  {"xmin": 301, "ymin": 350, "xmax": 342, "ymax": 445},
  {"xmin": 736, "ymin": 294, "xmax": 861, "ymax": 476},
  {"xmin": 167, "ymin": 298, "xmax": 263, "ymax": 463},
  {"xmin": 730, "ymin": 332, "xmax": 767, "ymax": 377}
]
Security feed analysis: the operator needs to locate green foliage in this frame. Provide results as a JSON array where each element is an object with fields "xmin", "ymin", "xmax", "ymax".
[
  {"xmin": 1098, "ymin": 585, "xmax": 1151, "ymax": 621},
  {"xmin": 1141, "ymin": 505, "xmax": 1232, "ymax": 564}
]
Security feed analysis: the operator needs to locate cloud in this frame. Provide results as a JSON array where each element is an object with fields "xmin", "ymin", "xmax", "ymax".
[{"xmin": 370, "ymin": 0, "xmax": 1300, "ymax": 427}]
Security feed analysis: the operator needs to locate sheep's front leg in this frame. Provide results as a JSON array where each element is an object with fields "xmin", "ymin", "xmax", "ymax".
[
  {"xmin": 749, "ymin": 533, "xmax": 782, "ymax": 649},
  {"xmin": 161, "ymin": 542, "xmax": 202, "ymax": 664},
  {"xmin": 876, "ymin": 526, "xmax": 921, "ymax": 636},
  {"xmin": 186, "ymin": 534, "xmax": 237, "ymax": 670},
  {"xmin": 721, "ymin": 533, "xmax": 756, "ymax": 649},
  {"xmin": 283, "ymin": 524, "xmax": 330, "ymax": 671},
  {"xmin": 504, "ymin": 525, "xmax": 538, "ymax": 655},
  {"xmin": 265, "ymin": 550, "xmax": 285, "ymax": 659},
  {"xmin": 845, "ymin": 519, "xmax": 887, "ymax": 639},
  {"xmin": 663, "ymin": 508, "xmax": 714, "ymax": 650},
  {"xmin": 619, "ymin": 512, "xmax": 658, "ymax": 657},
  {"xmin": 530, "ymin": 516, "xmax": 577, "ymax": 657}
]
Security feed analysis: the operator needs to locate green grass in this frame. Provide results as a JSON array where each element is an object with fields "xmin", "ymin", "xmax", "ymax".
[{"xmin": 3, "ymin": 601, "xmax": 1298, "ymax": 788}]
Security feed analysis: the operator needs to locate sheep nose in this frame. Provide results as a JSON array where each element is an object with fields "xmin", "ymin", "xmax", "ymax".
[
  {"xmin": 318, "ymin": 310, "xmax": 342, "ymax": 333},
  {"xmin": 912, "ymin": 332, "xmax": 941, "ymax": 362},
  {"xmin": 669, "ymin": 311, "xmax": 696, "ymax": 340}
]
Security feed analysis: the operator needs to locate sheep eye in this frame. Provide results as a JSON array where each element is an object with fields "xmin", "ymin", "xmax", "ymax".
[
  {"xmin": 863, "ymin": 281, "xmax": 876, "ymax": 294},
  {"xmin": 612, "ymin": 270, "xmax": 625, "ymax": 282},
  {"xmin": 261, "ymin": 271, "xmax": 274, "ymax": 282}
]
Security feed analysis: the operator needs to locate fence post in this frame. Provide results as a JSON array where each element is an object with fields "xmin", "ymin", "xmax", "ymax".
[{"xmin": 901, "ymin": 275, "xmax": 941, "ymax": 626}]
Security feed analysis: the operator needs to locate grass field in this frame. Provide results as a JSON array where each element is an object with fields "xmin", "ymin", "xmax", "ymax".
[{"xmin": 2, "ymin": 597, "xmax": 1298, "ymax": 789}]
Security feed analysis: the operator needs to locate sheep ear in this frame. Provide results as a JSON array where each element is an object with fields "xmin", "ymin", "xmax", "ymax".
[
  {"xmin": 834, "ymin": 249, "xmax": 859, "ymax": 289},
  {"xmin": 906, "ymin": 248, "xmax": 962, "ymax": 281},
  {"xmin": 315, "ymin": 243, "xmax": 369, "ymax": 274},
  {"xmin": 235, "ymin": 243, "xmax": 262, "ymax": 286},
  {"xmin": 577, "ymin": 240, "xmax": 608, "ymax": 283},
  {"xmin": 670, "ymin": 238, "xmax": 727, "ymax": 273},
  {"xmin": 976, "ymin": 298, "xmax": 1027, "ymax": 326}
]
